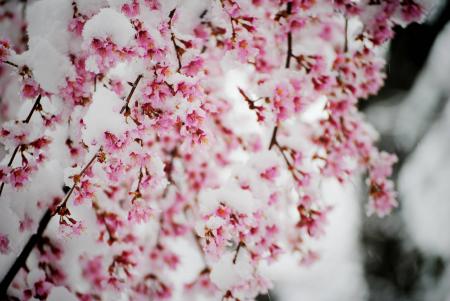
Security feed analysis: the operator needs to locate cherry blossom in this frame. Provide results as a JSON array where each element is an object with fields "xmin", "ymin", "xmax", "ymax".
[{"xmin": 0, "ymin": 0, "xmax": 430, "ymax": 300}]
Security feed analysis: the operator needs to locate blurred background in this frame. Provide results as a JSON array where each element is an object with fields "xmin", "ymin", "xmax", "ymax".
[{"xmin": 261, "ymin": 1, "xmax": 450, "ymax": 300}]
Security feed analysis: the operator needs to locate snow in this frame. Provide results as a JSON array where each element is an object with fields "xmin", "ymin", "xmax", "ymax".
[
  {"xmin": 0, "ymin": 159, "xmax": 64, "ymax": 280},
  {"xmin": 370, "ymin": 22, "xmax": 450, "ymax": 258},
  {"xmin": 210, "ymin": 248, "xmax": 253, "ymax": 290},
  {"xmin": 393, "ymin": 22, "xmax": 450, "ymax": 150},
  {"xmin": 26, "ymin": 0, "xmax": 73, "ymax": 54},
  {"xmin": 365, "ymin": 19, "xmax": 450, "ymax": 300},
  {"xmin": 47, "ymin": 286, "xmax": 78, "ymax": 301},
  {"xmin": 76, "ymin": 0, "xmax": 108, "ymax": 16},
  {"xmin": 198, "ymin": 179, "xmax": 259, "ymax": 215},
  {"xmin": 81, "ymin": 85, "xmax": 128, "ymax": 145},
  {"xmin": 399, "ymin": 98, "xmax": 450, "ymax": 257},
  {"xmin": 85, "ymin": 55, "xmax": 100, "ymax": 74},
  {"xmin": 26, "ymin": 269, "xmax": 45, "ymax": 287},
  {"xmin": 83, "ymin": 8, "xmax": 135, "ymax": 47},
  {"xmin": 365, "ymin": 21, "xmax": 450, "ymax": 257},
  {"xmin": 12, "ymin": 38, "xmax": 76, "ymax": 94},
  {"xmin": 264, "ymin": 178, "xmax": 367, "ymax": 301}
]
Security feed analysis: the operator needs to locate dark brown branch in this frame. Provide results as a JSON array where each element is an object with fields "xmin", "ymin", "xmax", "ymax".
[
  {"xmin": 285, "ymin": 2, "xmax": 293, "ymax": 68},
  {"xmin": 23, "ymin": 94, "xmax": 41, "ymax": 123},
  {"xmin": 54, "ymin": 151, "xmax": 99, "ymax": 212},
  {"xmin": 286, "ymin": 33, "xmax": 293, "ymax": 68},
  {"xmin": 232, "ymin": 241, "xmax": 244, "ymax": 264},
  {"xmin": 268, "ymin": 125, "xmax": 305, "ymax": 183},
  {"xmin": 0, "ymin": 209, "xmax": 52, "ymax": 298},
  {"xmin": 268, "ymin": 1, "xmax": 293, "ymax": 150},
  {"xmin": 268, "ymin": 125, "xmax": 278, "ymax": 150},
  {"xmin": 219, "ymin": 0, "xmax": 238, "ymax": 42},
  {"xmin": 237, "ymin": 87, "xmax": 259, "ymax": 110},
  {"xmin": 199, "ymin": 9, "xmax": 208, "ymax": 19},
  {"xmin": 168, "ymin": 9, "xmax": 183, "ymax": 72},
  {"xmin": 93, "ymin": 201, "xmax": 118, "ymax": 245},
  {"xmin": 120, "ymin": 74, "xmax": 143, "ymax": 115},
  {"xmin": 0, "ymin": 150, "xmax": 101, "ymax": 296},
  {"xmin": 2, "ymin": 61, "xmax": 18, "ymax": 68},
  {"xmin": 344, "ymin": 17, "xmax": 349, "ymax": 53}
]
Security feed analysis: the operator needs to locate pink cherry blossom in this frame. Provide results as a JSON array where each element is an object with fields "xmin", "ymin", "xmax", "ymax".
[
  {"xmin": 0, "ymin": 1, "xmax": 427, "ymax": 300},
  {"xmin": 0, "ymin": 233, "xmax": 10, "ymax": 254}
]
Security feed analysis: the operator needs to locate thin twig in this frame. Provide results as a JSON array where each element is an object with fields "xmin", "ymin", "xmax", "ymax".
[
  {"xmin": 268, "ymin": 125, "xmax": 306, "ymax": 183},
  {"xmin": 168, "ymin": 9, "xmax": 183, "ymax": 72},
  {"xmin": 23, "ymin": 94, "xmax": 41, "ymax": 123},
  {"xmin": 120, "ymin": 74, "xmax": 143, "ymax": 115},
  {"xmin": 268, "ymin": 125, "xmax": 278, "ymax": 150},
  {"xmin": 232, "ymin": 241, "xmax": 244, "ymax": 264},
  {"xmin": 238, "ymin": 87, "xmax": 259, "ymax": 110},
  {"xmin": 285, "ymin": 2, "xmax": 293, "ymax": 68},
  {"xmin": 2, "ymin": 61, "xmax": 18, "ymax": 68},
  {"xmin": 344, "ymin": 17, "xmax": 349, "ymax": 53},
  {"xmin": 54, "ymin": 151, "xmax": 99, "ymax": 213},
  {"xmin": 268, "ymin": 1, "xmax": 293, "ymax": 150}
]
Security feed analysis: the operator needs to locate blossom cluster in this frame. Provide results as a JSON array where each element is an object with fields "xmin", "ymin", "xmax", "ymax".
[{"xmin": 0, "ymin": 0, "xmax": 426, "ymax": 300}]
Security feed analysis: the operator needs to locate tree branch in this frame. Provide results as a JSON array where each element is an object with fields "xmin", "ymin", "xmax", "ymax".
[
  {"xmin": 232, "ymin": 241, "xmax": 244, "ymax": 264},
  {"xmin": 23, "ymin": 94, "xmax": 42, "ymax": 123},
  {"xmin": 0, "ymin": 209, "xmax": 51, "ymax": 297},
  {"xmin": 2, "ymin": 61, "xmax": 18, "ymax": 69},
  {"xmin": 344, "ymin": 17, "xmax": 349, "ymax": 53},
  {"xmin": 168, "ymin": 9, "xmax": 183, "ymax": 72},
  {"xmin": 268, "ymin": 125, "xmax": 278, "ymax": 150},
  {"xmin": 268, "ymin": 1, "xmax": 293, "ymax": 150},
  {"xmin": 55, "ymin": 151, "xmax": 99, "ymax": 213},
  {"xmin": 285, "ymin": 1, "xmax": 293, "ymax": 68},
  {"xmin": 0, "ymin": 150, "xmax": 100, "ymax": 297},
  {"xmin": 120, "ymin": 74, "xmax": 143, "ymax": 115}
]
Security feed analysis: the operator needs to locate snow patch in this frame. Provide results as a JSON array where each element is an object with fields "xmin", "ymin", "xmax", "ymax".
[{"xmin": 83, "ymin": 8, "xmax": 135, "ymax": 47}]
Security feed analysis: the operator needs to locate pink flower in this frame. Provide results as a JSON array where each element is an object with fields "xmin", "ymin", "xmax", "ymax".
[
  {"xmin": 401, "ymin": 1, "xmax": 423, "ymax": 22},
  {"xmin": 21, "ymin": 79, "xmax": 40, "ymax": 99},
  {"xmin": 181, "ymin": 57, "xmax": 204, "ymax": 76},
  {"xmin": 260, "ymin": 166, "xmax": 278, "ymax": 182},
  {"xmin": 68, "ymin": 17, "xmax": 86, "ymax": 35},
  {"xmin": 236, "ymin": 39, "xmax": 253, "ymax": 63},
  {"xmin": 369, "ymin": 151, "xmax": 397, "ymax": 181},
  {"xmin": 193, "ymin": 25, "xmax": 209, "ymax": 39},
  {"xmin": 19, "ymin": 214, "xmax": 33, "ymax": 232},
  {"xmin": 368, "ymin": 179, "xmax": 398, "ymax": 217},
  {"xmin": 0, "ymin": 40, "xmax": 11, "ymax": 63},
  {"xmin": 0, "ymin": 233, "xmax": 10, "ymax": 254},
  {"xmin": 73, "ymin": 180, "xmax": 95, "ymax": 205},
  {"xmin": 104, "ymin": 132, "xmax": 129, "ymax": 152},
  {"xmin": 144, "ymin": 0, "xmax": 160, "ymax": 10},
  {"xmin": 128, "ymin": 203, "xmax": 153, "ymax": 223},
  {"xmin": 0, "ymin": 166, "xmax": 10, "ymax": 183},
  {"xmin": 59, "ymin": 220, "xmax": 85, "ymax": 237},
  {"xmin": 185, "ymin": 269, "xmax": 218, "ymax": 296},
  {"xmin": 300, "ymin": 249, "xmax": 320, "ymax": 266},
  {"xmin": 122, "ymin": 0, "xmax": 140, "ymax": 17},
  {"xmin": 0, "ymin": 1, "xmax": 427, "ymax": 299},
  {"xmin": 10, "ymin": 166, "xmax": 32, "ymax": 189},
  {"xmin": 82, "ymin": 255, "xmax": 106, "ymax": 289},
  {"xmin": 297, "ymin": 205, "xmax": 329, "ymax": 238}
]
